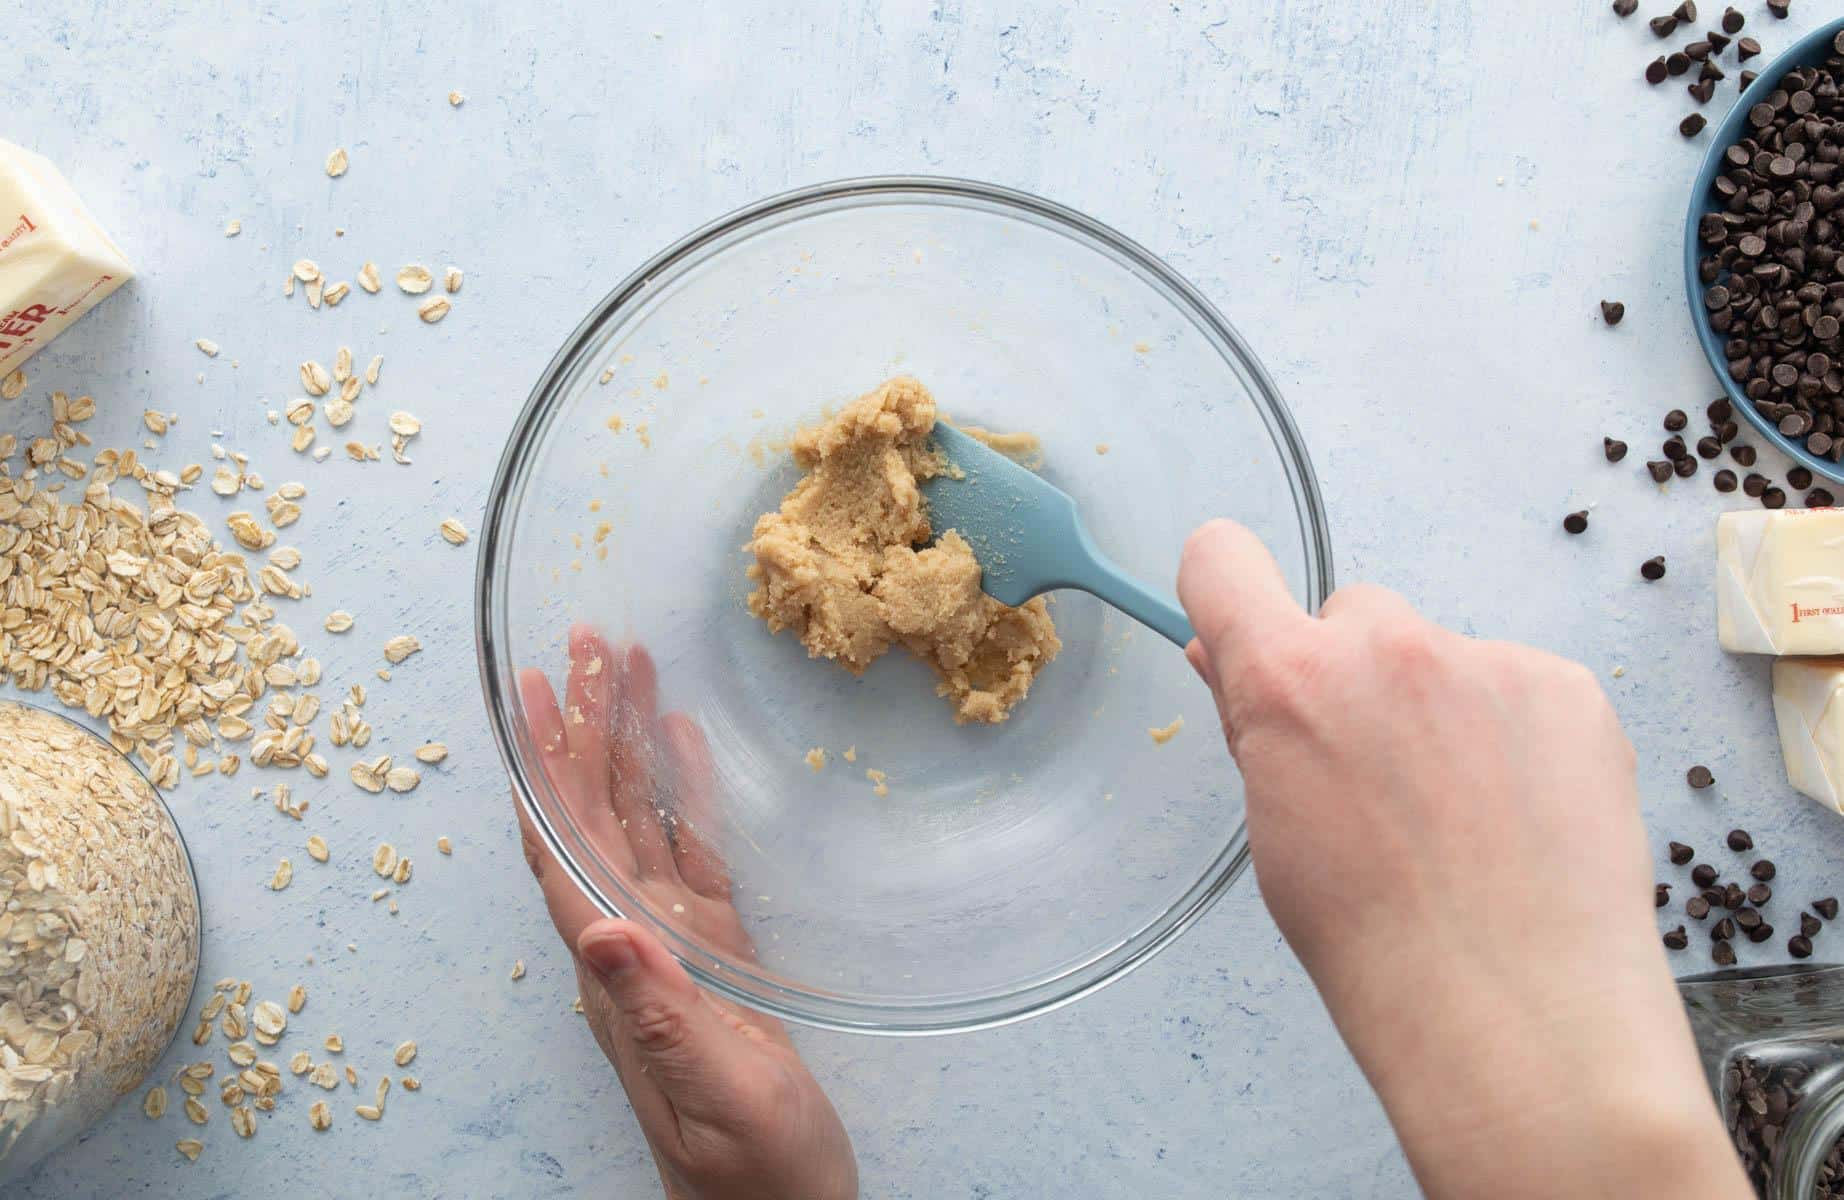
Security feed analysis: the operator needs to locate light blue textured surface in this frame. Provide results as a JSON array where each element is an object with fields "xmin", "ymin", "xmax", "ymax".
[{"xmin": 5, "ymin": 3, "xmax": 1840, "ymax": 1197}]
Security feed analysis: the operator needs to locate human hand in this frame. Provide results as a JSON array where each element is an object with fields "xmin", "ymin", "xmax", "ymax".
[
  {"xmin": 515, "ymin": 627, "xmax": 856, "ymax": 1200},
  {"xmin": 1177, "ymin": 521, "xmax": 1748, "ymax": 1200}
]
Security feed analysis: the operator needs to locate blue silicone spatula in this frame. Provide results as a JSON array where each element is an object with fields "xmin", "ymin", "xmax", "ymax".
[{"xmin": 921, "ymin": 423, "xmax": 1196, "ymax": 647}]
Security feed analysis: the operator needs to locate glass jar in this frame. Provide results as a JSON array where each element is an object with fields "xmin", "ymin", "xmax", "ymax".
[
  {"xmin": 1682, "ymin": 964, "xmax": 1844, "ymax": 1198},
  {"xmin": 0, "ymin": 701, "xmax": 202, "ymax": 1186}
]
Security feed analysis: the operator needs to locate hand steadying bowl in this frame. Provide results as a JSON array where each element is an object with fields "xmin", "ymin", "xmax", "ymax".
[{"xmin": 478, "ymin": 177, "xmax": 1331, "ymax": 1033}]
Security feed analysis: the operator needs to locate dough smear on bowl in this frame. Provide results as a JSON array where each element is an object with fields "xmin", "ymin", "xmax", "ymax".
[{"xmin": 744, "ymin": 376, "xmax": 1061, "ymax": 724}]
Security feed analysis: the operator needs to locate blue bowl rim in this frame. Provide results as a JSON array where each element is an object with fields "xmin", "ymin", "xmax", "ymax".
[{"xmin": 1685, "ymin": 16, "xmax": 1844, "ymax": 487}]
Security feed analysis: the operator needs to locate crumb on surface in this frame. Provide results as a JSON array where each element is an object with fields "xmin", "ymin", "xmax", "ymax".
[
  {"xmin": 804, "ymin": 747, "xmax": 826, "ymax": 772},
  {"xmin": 1148, "ymin": 716, "xmax": 1184, "ymax": 745}
]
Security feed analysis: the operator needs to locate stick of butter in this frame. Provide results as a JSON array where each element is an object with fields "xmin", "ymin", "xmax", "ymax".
[
  {"xmin": 1717, "ymin": 508, "xmax": 1844, "ymax": 655},
  {"xmin": 0, "ymin": 139, "xmax": 133, "ymax": 376},
  {"xmin": 1773, "ymin": 657, "xmax": 1844, "ymax": 812}
]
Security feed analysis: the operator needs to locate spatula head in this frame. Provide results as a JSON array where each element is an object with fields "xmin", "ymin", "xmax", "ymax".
[{"xmin": 920, "ymin": 423, "xmax": 1085, "ymax": 608}]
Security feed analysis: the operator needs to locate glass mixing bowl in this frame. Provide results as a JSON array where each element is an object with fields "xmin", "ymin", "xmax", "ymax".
[{"xmin": 478, "ymin": 177, "xmax": 1331, "ymax": 1034}]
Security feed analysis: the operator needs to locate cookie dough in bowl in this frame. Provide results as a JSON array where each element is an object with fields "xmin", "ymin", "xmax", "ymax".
[
  {"xmin": 744, "ymin": 376, "xmax": 1061, "ymax": 724},
  {"xmin": 480, "ymin": 176, "xmax": 1331, "ymax": 1034}
]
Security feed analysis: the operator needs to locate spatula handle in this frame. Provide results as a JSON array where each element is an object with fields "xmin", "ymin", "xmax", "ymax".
[{"xmin": 1073, "ymin": 550, "xmax": 1196, "ymax": 648}]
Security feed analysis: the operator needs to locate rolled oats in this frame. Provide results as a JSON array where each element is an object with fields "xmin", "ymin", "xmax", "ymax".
[
  {"xmin": 396, "ymin": 265, "xmax": 433, "ymax": 294},
  {"xmin": 438, "ymin": 518, "xmax": 469, "ymax": 545},
  {"xmin": 417, "ymin": 296, "xmax": 452, "ymax": 323}
]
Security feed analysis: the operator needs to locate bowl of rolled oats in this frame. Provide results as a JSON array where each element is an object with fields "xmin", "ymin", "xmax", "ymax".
[{"xmin": 0, "ymin": 700, "xmax": 201, "ymax": 1185}]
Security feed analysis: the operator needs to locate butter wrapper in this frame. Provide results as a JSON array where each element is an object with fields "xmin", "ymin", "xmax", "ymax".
[
  {"xmin": 0, "ymin": 139, "xmax": 134, "ymax": 377},
  {"xmin": 1717, "ymin": 509, "xmax": 1844, "ymax": 655},
  {"xmin": 1773, "ymin": 657, "xmax": 1844, "ymax": 814}
]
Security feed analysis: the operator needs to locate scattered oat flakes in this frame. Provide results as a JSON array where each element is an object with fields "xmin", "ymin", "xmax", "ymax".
[
  {"xmin": 383, "ymin": 635, "xmax": 422, "ymax": 664},
  {"xmin": 805, "ymin": 747, "xmax": 826, "ymax": 772},
  {"xmin": 230, "ymin": 1104, "xmax": 255, "ymax": 1138},
  {"xmin": 300, "ymin": 360, "xmax": 331, "ymax": 396},
  {"xmin": 355, "ymin": 1103, "xmax": 382, "ymax": 1121},
  {"xmin": 393, "ymin": 1041, "xmax": 417, "ymax": 1067},
  {"xmin": 323, "ymin": 281, "xmax": 350, "ymax": 306},
  {"xmin": 417, "ymin": 296, "xmax": 451, "ymax": 323},
  {"xmin": 269, "ymin": 858, "xmax": 293, "ymax": 890},
  {"xmin": 325, "ymin": 148, "xmax": 349, "ymax": 177},
  {"xmin": 388, "ymin": 411, "xmax": 421, "ymax": 437},
  {"xmin": 195, "ymin": 338, "xmax": 220, "ymax": 357},
  {"xmin": 308, "ymin": 1099, "xmax": 331, "ymax": 1130},
  {"xmin": 143, "ymin": 409, "xmax": 168, "ymax": 435},
  {"xmin": 292, "ymin": 259, "xmax": 321, "ymax": 284},
  {"xmin": 175, "ymin": 1138, "xmax": 203, "ymax": 1162},
  {"xmin": 866, "ymin": 768, "xmax": 889, "ymax": 797},
  {"xmin": 401, "ymin": 1075, "xmax": 420, "ymax": 1091},
  {"xmin": 414, "ymin": 743, "xmax": 448, "ymax": 764},
  {"xmin": 436, "ymin": 836, "xmax": 452, "ymax": 855},
  {"xmin": 448, "ymin": 90, "xmax": 465, "ymax": 106},
  {"xmin": 306, "ymin": 835, "xmax": 330, "ymax": 864},
  {"xmin": 184, "ymin": 1096, "xmax": 208, "ymax": 1125},
  {"xmin": 510, "ymin": 960, "xmax": 526, "ymax": 981},
  {"xmin": 372, "ymin": 843, "xmax": 399, "ymax": 878},
  {"xmin": 443, "ymin": 266, "xmax": 463, "ymax": 293},
  {"xmin": 396, "ymin": 265, "xmax": 433, "ymax": 294},
  {"xmin": 287, "ymin": 984, "xmax": 307, "ymax": 1014},
  {"xmin": 385, "ymin": 766, "xmax": 420, "ymax": 793},
  {"xmin": 224, "ymin": 219, "xmax": 241, "ymax": 237},
  {"xmin": 324, "ymin": 611, "xmax": 354, "ymax": 634},
  {"xmin": 0, "ymin": 370, "xmax": 23, "ymax": 400},
  {"xmin": 143, "ymin": 1086, "xmax": 167, "ymax": 1119},
  {"xmin": 365, "ymin": 354, "xmax": 382, "ymax": 384},
  {"xmin": 357, "ymin": 262, "xmax": 382, "ymax": 294},
  {"xmin": 439, "ymin": 518, "xmax": 469, "ymax": 545}
]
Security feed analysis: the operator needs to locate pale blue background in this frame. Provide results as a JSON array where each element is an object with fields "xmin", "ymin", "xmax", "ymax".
[{"xmin": 5, "ymin": 2, "xmax": 1839, "ymax": 1197}]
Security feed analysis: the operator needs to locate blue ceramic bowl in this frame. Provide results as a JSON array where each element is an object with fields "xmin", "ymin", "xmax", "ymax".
[{"xmin": 1686, "ymin": 16, "xmax": 1844, "ymax": 485}]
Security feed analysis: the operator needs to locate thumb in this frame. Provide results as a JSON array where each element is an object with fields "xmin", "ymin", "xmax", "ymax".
[
  {"xmin": 1178, "ymin": 519, "xmax": 1307, "ymax": 682},
  {"xmin": 578, "ymin": 918, "xmax": 752, "ymax": 1112}
]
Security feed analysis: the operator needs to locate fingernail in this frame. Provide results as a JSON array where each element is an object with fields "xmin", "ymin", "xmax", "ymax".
[{"xmin": 581, "ymin": 928, "xmax": 639, "ymax": 975}]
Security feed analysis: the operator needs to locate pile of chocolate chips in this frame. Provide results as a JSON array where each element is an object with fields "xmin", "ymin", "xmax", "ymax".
[
  {"xmin": 1612, "ymin": 1, "xmax": 1786, "ymax": 136},
  {"xmin": 1657, "ymin": 817, "xmax": 1838, "ymax": 965},
  {"xmin": 1727, "ymin": 1049, "xmax": 1807, "ymax": 1193},
  {"xmin": 1697, "ymin": 32, "xmax": 1844, "ymax": 464}
]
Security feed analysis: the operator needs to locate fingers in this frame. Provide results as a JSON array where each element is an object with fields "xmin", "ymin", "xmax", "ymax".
[
  {"xmin": 564, "ymin": 624, "xmax": 616, "ymax": 801},
  {"xmin": 609, "ymin": 645, "xmax": 682, "ymax": 882},
  {"xmin": 1317, "ymin": 581, "xmax": 1422, "ymax": 629},
  {"xmin": 521, "ymin": 662, "xmax": 637, "ymax": 878},
  {"xmin": 661, "ymin": 712, "xmax": 733, "ymax": 901},
  {"xmin": 1178, "ymin": 520, "xmax": 1309, "ymax": 678},
  {"xmin": 509, "ymin": 675, "xmax": 612, "ymax": 947},
  {"xmin": 578, "ymin": 918, "xmax": 758, "ymax": 1123}
]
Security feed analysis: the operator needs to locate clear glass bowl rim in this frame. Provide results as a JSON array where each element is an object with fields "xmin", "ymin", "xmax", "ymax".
[{"xmin": 475, "ymin": 174, "xmax": 1334, "ymax": 1035}]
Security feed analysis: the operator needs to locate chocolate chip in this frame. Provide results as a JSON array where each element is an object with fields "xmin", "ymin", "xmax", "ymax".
[
  {"xmin": 1687, "ymin": 41, "xmax": 1712, "ymax": 63},
  {"xmin": 1728, "ymin": 828, "xmax": 1753, "ymax": 850},
  {"xmin": 1721, "ymin": 5, "xmax": 1743, "ymax": 32},
  {"xmin": 1668, "ymin": 50, "xmax": 1693, "ymax": 76},
  {"xmin": 1725, "ymin": 882, "xmax": 1748, "ymax": 910},
  {"xmin": 1675, "ymin": 455, "xmax": 1699, "ymax": 478},
  {"xmin": 1748, "ymin": 882, "xmax": 1772, "ymax": 906},
  {"xmin": 1604, "ymin": 437, "xmax": 1628, "ymax": 462},
  {"xmin": 1665, "ymin": 925, "xmax": 1690, "ymax": 950},
  {"xmin": 1752, "ymin": 859, "xmax": 1776, "ymax": 881},
  {"xmin": 1680, "ymin": 112, "xmax": 1708, "ymax": 137},
  {"xmin": 1690, "ymin": 765, "xmax": 1716, "ymax": 789},
  {"xmin": 1615, "ymin": 0, "xmax": 1639, "ymax": 13},
  {"xmin": 1693, "ymin": 863, "xmax": 1720, "ymax": 888},
  {"xmin": 1714, "ymin": 939, "xmax": 1738, "ymax": 965},
  {"xmin": 1816, "ymin": 897, "xmax": 1840, "ymax": 920},
  {"xmin": 1670, "ymin": 841, "xmax": 1696, "ymax": 865},
  {"xmin": 1713, "ymin": 915, "xmax": 1738, "ymax": 940},
  {"xmin": 1739, "ymin": 68, "xmax": 1758, "ymax": 88},
  {"xmin": 1791, "ymin": 934, "xmax": 1814, "ymax": 958},
  {"xmin": 1788, "ymin": 466, "xmax": 1814, "ymax": 490},
  {"xmin": 1642, "ymin": 555, "xmax": 1668, "ymax": 581},
  {"xmin": 1657, "ymin": 882, "xmax": 1672, "ymax": 908},
  {"xmin": 1600, "ymin": 300, "xmax": 1625, "ymax": 326},
  {"xmin": 1715, "ymin": 468, "xmax": 1739, "ymax": 492},
  {"xmin": 1689, "ymin": 78, "xmax": 1716, "ymax": 104},
  {"xmin": 1652, "ymin": 13, "xmax": 1680, "ymax": 36},
  {"xmin": 1738, "ymin": 37, "xmax": 1760, "ymax": 60},
  {"xmin": 1732, "ymin": 444, "xmax": 1757, "ymax": 467},
  {"xmin": 1737, "ymin": 907, "xmax": 1763, "ymax": 931},
  {"xmin": 1665, "ymin": 409, "xmax": 1688, "ymax": 431},
  {"xmin": 1743, "ymin": 472, "xmax": 1768, "ymax": 497},
  {"xmin": 1804, "ymin": 911, "xmax": 1824, "ymax": 938},
  {"xmin": 1697, "ymin": 435, "xmax": 1723, "ymax": 458},
  {"xmin": 1649, "ymin": 459, "xmax": 1675, "ymax": 483},
  {"xmin": 1688, "ymin": 894, "xmax": 1713, "ymax": 919},
  {"xmin": 1706, "ymin": 31, "xmax": 1730, "ymax": 55},
  {"xmin": 1810, "ymin": 488, "xmax": 1836, "ymax": 508},
  {"xmin": 1674, "ymin": 0, "xmax": 1696, "ymax": 20},
  {"xmin": 1765, "ymin": 487, "xmax": 1788, "ymax": 509},
  {"xmin": 1703, "ymin": 887, "xmax": 1727, "ymax": 906},
  {"xmin": 1665, "ymin": 434, "xmax": 1689, "ymax": 459},
  {"xmin": 1563, "ymin": 511, "xmax": 1589, "ymax": 535},
  {"xmin": 1647, "ymin": 56, "xmax": 1669, "ymax": 84},
  {"xmin": 1766, "ymin": 0, "xmax": 1789, "ymax": 17},
  {"xmin": 1747, "ymin": 921, "xmax": 1775, "ymax": 943}
]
